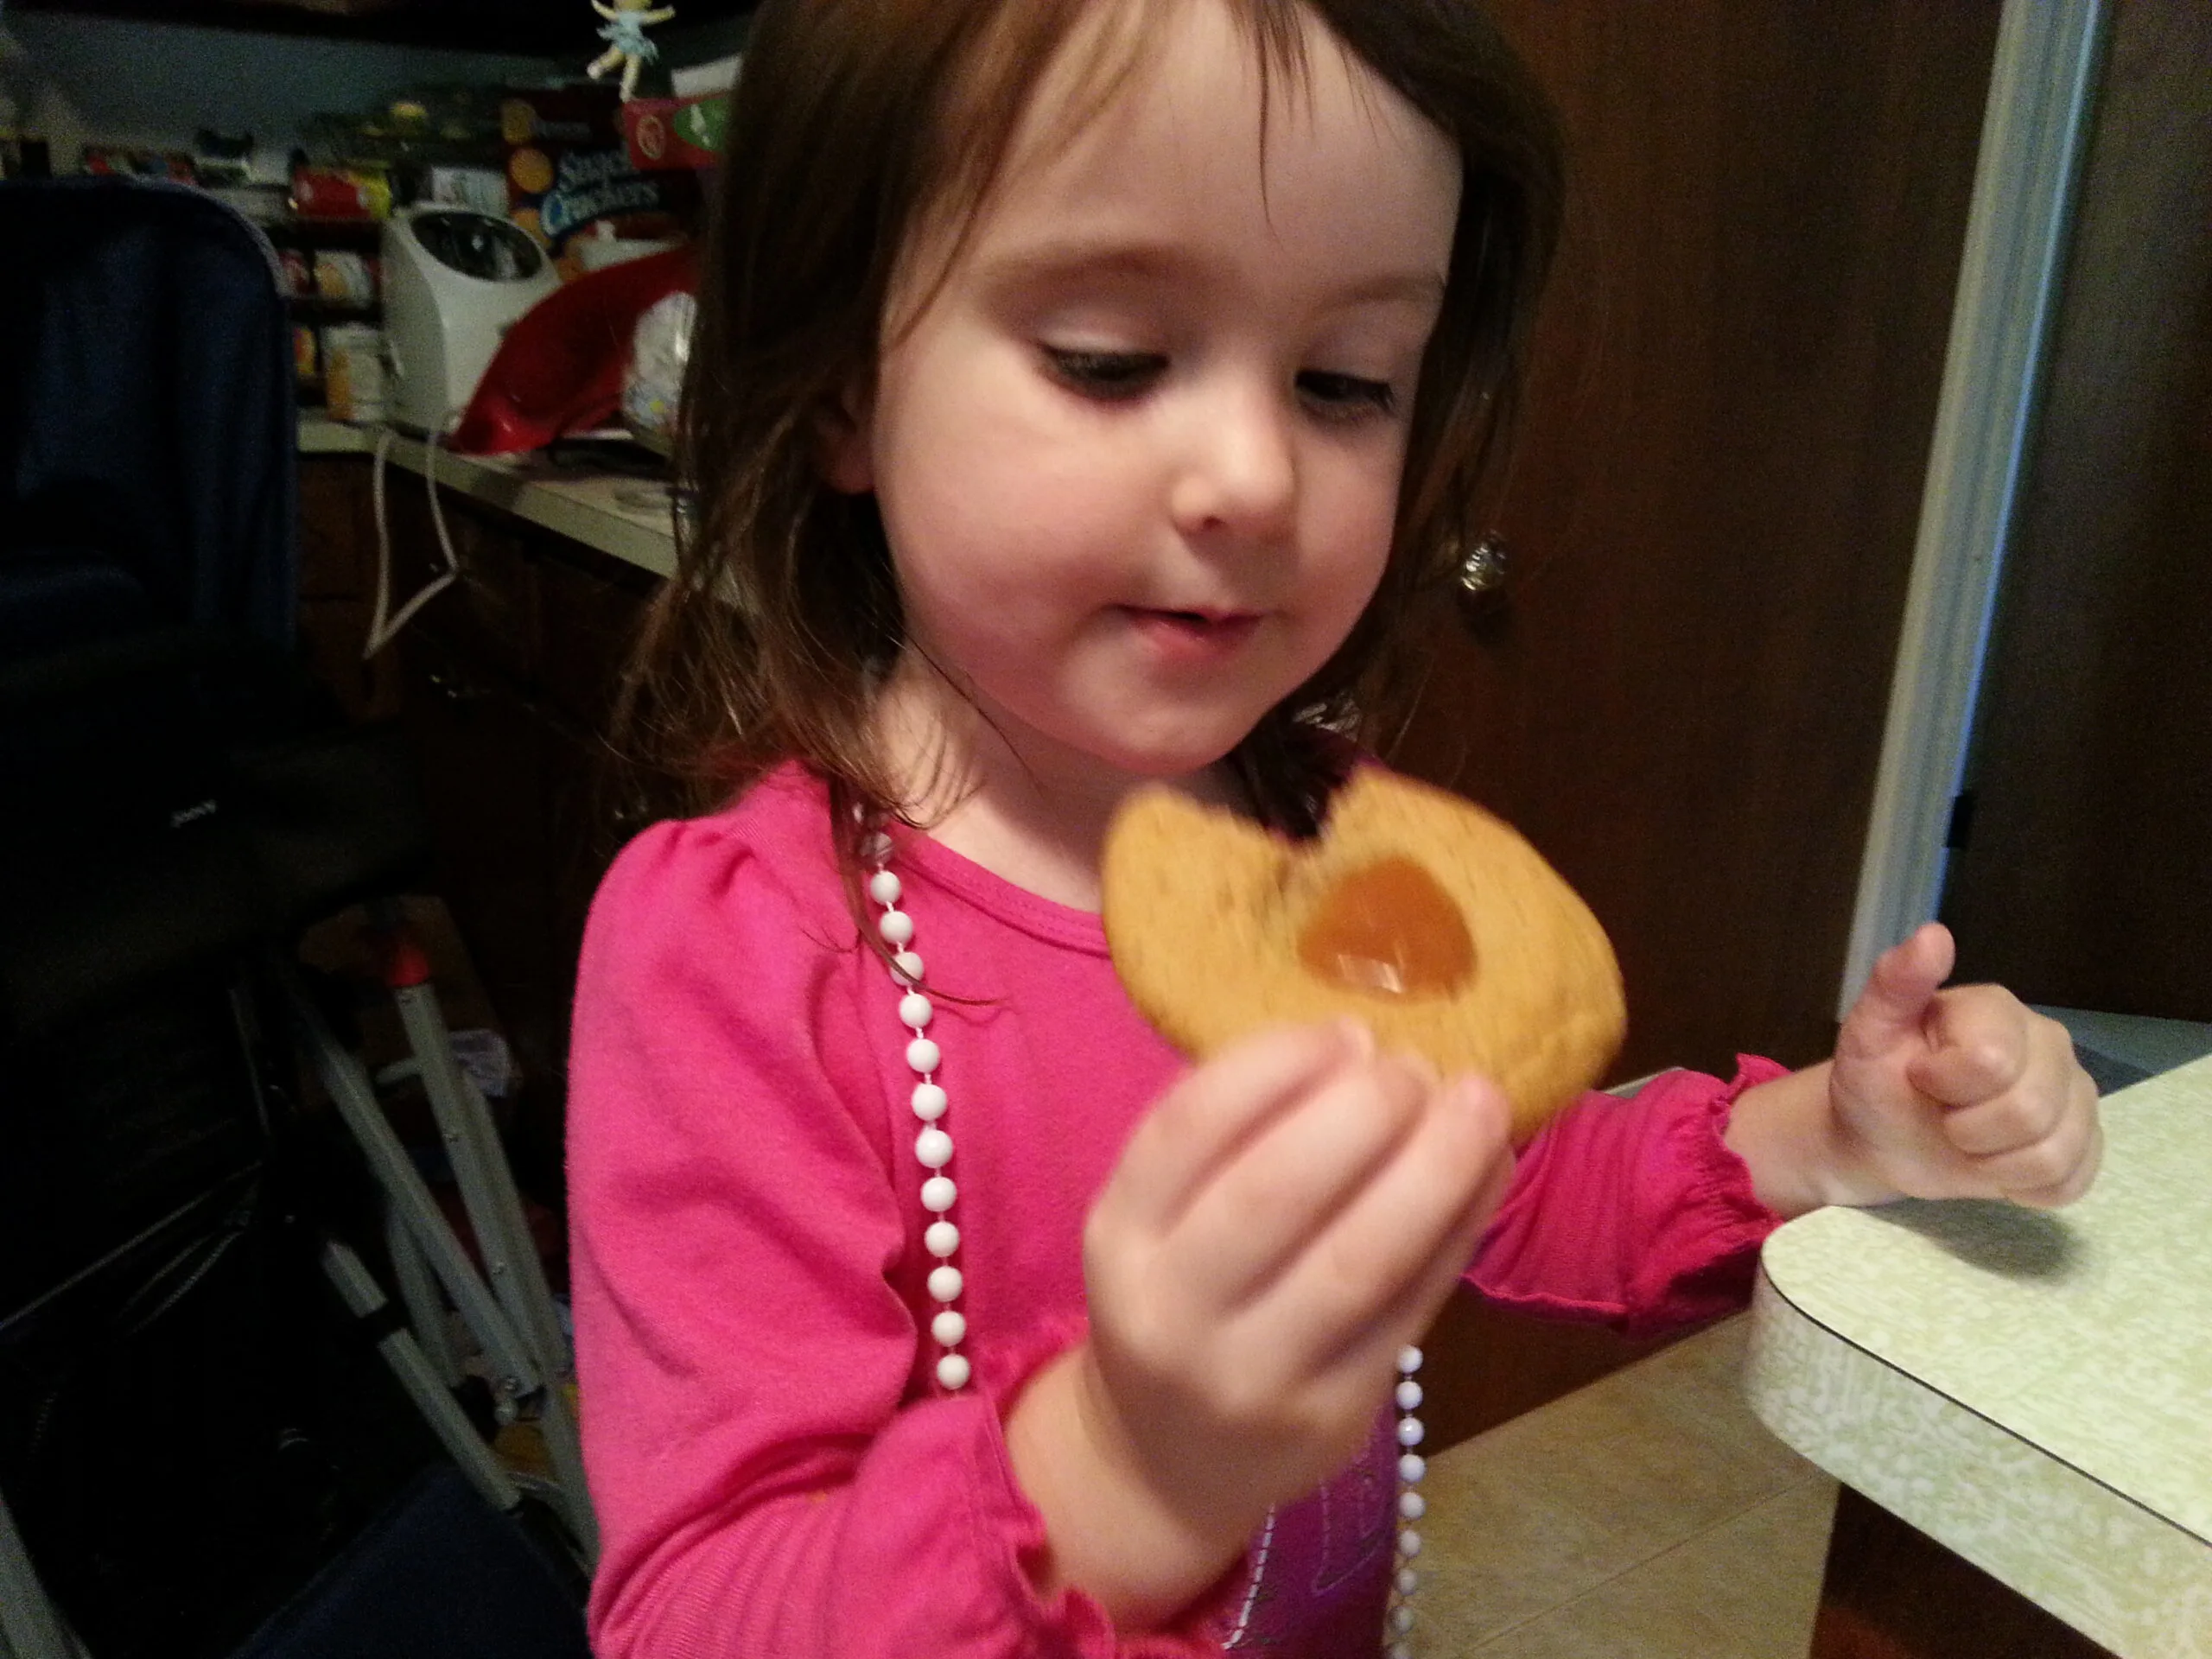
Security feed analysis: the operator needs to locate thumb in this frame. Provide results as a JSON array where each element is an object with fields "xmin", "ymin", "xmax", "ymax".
[{"xmin": 1841, "ymin": 923, "xmax": 1955, "ymax": 1060}]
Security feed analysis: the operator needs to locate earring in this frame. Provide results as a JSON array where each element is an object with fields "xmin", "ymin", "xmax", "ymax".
[{"xmin": 1457, "ymin": 532, "xmax": 1510, "ymax": 597}]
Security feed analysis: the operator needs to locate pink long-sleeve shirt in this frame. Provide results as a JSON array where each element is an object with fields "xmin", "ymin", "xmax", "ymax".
[{"xmin": 567, "ymin": 763, "xmax": 1786, "ymax": 1656}]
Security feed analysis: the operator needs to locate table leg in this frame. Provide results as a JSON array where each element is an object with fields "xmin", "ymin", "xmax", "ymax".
[{"xmin": 1808, "ymin": 1484, "xmax": 2115, "ymax": 1658}]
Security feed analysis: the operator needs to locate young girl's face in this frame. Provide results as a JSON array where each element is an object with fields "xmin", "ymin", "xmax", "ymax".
[{"xmin": 835, "ymin": 0, "xmax": 1460, "ymax": 795}]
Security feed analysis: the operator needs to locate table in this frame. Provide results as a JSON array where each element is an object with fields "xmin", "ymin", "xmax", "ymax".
[{"xmin": 1745, "ymin": 1053, "xmax": 2212, "ymax": 1658}]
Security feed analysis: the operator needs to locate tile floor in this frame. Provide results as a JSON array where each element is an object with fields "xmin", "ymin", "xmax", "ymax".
[{"xmin": 1420, "ymin": 1313, "xmax": 1836, "ymax": 1657}]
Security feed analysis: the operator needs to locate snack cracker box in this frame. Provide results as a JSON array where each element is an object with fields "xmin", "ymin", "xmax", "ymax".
[{"xmin": 500, "ymin": 86, "xmax": 696, "ymax": 279}]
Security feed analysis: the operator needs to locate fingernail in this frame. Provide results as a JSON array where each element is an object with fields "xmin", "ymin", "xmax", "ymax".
[
  {"xmin": 1449, "ymin": 1075, "xmax": 1499, "ymax": 1116},
  {"xmin": 1335, "ymin": 1017, "xmax": 1376, "ymax": 1060}
]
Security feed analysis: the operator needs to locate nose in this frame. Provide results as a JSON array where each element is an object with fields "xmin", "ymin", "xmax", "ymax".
[{"xmin": 1168, "ymin": 373, "xmax": 1298, "ymax": 544}]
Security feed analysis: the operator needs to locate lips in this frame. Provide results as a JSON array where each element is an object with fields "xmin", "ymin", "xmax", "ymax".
[{"xmin": 1120, "ymin": 605, "xmax": 1264, "ymax": 665}]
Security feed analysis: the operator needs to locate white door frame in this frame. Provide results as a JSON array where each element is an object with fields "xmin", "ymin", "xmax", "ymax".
[{"xmin": 1838, "ymin": 0, "xmax": 2110, "ymax": 1017}]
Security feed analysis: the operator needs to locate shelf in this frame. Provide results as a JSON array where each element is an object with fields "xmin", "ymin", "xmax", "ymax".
[
  {"xmin": 9, "ymin": 0, "xmax": 752, "ymax": 54},
  {"xmin": 265, "ymin": 219, "xmax": 387, "ymax": 249}
]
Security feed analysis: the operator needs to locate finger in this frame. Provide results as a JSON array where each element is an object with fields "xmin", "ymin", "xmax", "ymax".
[
  {"xmin": 2006, "ymin": 1116, "xmax": 2104, "ymax": 1210},
  {"xmin": 1941, "ymin": 1084, "xmax": 2059, "ymax": 1157},
  {"xmin": 1175, "ymin": 1052, "xmax": 1431, "ymax": 1307},
  {"xmin": 1309, "ymin": 1199, "xmax": 1490, "ymax": 1442},
  {"xmin": 1109, "ymin": 1020, "xmax": 1368, "ymax": 1232},
  {"xmin": 1929, "ymin": 1008, "xmax": 2079, "ymax": 1159},
  {"xmin": 1333, "ymin": 1096, "xmax": 1515, "ymax": 1376},
  {"xmin": 1961, "ymin": 1069, "xmax": 2101, "ymax": 1201},
  {"xmin": 1311, "ymin": 1077, "xmax": 1516, "ymax": 1375},
  {"xmin": 1907, "ymin": 986, "xmax": 2036, "ymax": 1108},
  {"xmin": 1927, "ymin": 1007, "xmax": 2076, "ymax": 1149},
  {"xmin": 1246, "ymin": 1074, "xmax": 1515, "ymax": 1381},
  {"xmin": 1839, "ymin": 922, "xmax": 1955, "ymax": 1062}
]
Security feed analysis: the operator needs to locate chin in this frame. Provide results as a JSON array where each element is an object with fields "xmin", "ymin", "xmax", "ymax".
[
  {"xmin": 1022, "ymin": 682, "xmax": 1287, "ymax": 787},
  {"xmin": 1084, "ymin": 721, "xmax": 1255, "ymax": 785}
]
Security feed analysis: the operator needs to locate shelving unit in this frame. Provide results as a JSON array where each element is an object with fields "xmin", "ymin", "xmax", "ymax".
[
  {"xmin": 266, "ymin": 215, "xmax": 386, "ymax": 411},
  {"xmin": 7, "ymin": 0, "xmax": 752, "ymax": 54}
]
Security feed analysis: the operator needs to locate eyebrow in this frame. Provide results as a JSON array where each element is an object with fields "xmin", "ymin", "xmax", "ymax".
[{"xmin": 976, "ymin": 238, "xmax": 1446, "ymax": 308}]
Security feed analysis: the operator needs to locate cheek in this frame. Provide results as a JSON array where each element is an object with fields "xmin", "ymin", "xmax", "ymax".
[
  {"xmin": 873, "ymin": 357, "xmax": 1101, "ymax": 576},
  {"xmin": 1310, "ymin": 454, "xmax": 1406, "ymax": 607}
]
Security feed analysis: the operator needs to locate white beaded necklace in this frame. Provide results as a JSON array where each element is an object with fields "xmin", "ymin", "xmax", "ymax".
[{"xmin": 863, "ymin": 830, "xmax": 1428, "ymax": 1656}]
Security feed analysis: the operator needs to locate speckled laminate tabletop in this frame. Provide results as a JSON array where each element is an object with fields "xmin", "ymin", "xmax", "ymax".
[{"xmin": 1745, "ymin": 1052, "xmax": 2212, "ymax": 1659}]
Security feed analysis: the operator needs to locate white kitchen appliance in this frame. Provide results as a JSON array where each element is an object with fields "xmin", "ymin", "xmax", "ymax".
[{"xmin": 381, "ymin": 207, "xmax": 560, "ymax": 435}]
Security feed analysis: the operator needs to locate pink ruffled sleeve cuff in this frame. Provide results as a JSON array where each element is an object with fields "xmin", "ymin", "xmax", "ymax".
[{"xmin": 1466, "ymin": 1056, "xmax": 1792, "ymax": 1339}]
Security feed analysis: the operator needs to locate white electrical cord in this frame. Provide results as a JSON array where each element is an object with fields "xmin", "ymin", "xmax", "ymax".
[{"xmin": 363, "ymin": 417, "xmax": 462, "ymax": 661}]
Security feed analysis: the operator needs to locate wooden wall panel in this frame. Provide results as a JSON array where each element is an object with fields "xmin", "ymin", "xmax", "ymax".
[{"xmin": 1392, "ymin": 3, "xmax": 2003, "ymax": 1080}]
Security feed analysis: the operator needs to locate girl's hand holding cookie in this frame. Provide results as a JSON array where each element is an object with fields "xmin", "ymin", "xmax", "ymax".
[
  {"xmin": 1005, "ymin": 1020, "xmax": 1514, "ymax": 1630},
  {"xmin": 1728, "ymin": 924, "xmax": 2103, "ymax": 1214}
]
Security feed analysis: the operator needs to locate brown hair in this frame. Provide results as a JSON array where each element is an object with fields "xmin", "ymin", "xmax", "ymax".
[{"xmin": 620, "ymin": 0, "xmax": 1561, "ymax": 893}]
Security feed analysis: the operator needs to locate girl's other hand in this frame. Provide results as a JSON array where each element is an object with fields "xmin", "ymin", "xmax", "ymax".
[
  {"xmin": 1006, "ymin": 1021, "xmax": 1514, "ymax": 1630},
  {"xmin": 1726, "ymin": 923, "xmax": 2103, "ymax": 1217},
  {"xmin": 1823, "ymin": 922, "xmax": 2102, "ymax": 1208}
]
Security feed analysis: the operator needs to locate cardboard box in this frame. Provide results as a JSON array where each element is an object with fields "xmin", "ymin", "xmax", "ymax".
[
  {"xmin": 621, "ymin": 93, "xmax": 729, "ymax": 172},
  {"xmin": 499, "ymin": 86, "xmax": 696, "ymax": 279}
]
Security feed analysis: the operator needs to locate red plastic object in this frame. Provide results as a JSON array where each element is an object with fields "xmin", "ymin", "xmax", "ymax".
[
  {"xmin": 447, "ymin": 243, "xmax": 697, "ymax": 456},
  {"xmin": 378, "ymin": 928, "xmax": 434, "ymax": 990}
]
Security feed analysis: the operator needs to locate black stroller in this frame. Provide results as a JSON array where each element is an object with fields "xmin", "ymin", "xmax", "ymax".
[{"xmin": 0, "ymin": 179, "xmax": 591, "ymax": 1659}]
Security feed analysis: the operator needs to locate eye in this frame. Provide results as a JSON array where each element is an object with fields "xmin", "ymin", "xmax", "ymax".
[
  {"xmin": 1041, "ymin": 346, "xmax": 1168, "ymax": 399},
  {"xmin": 1297, "ymin": 370, "xmax": 1397, "ymax": 420}
]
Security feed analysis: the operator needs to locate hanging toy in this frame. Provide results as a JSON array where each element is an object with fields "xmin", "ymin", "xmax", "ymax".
[{"xmin": 588, "ymin": 0, "xmax": 677, "ymax": 103}]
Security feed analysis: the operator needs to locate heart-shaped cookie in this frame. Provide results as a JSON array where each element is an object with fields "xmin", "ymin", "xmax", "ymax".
[{"xmin": 1102, "ymin": 768, "xmax": 1625, "ymax": 1142}]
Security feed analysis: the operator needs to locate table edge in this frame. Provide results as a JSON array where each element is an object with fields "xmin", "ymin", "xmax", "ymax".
[{"xmin": 1745, "ymin": 1264, "xmax": 2212, "ymax": 1658}]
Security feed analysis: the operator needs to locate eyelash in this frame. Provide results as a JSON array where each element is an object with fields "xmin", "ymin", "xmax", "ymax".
[
  {"xmin": 1044, "ymin": 348, "xmax": 1166, "ymax": 397},
  {"xmin": 1040, "ymin": 348, "xmax": 1397, "ymax": 421},
  {"xmin": 1298, "ymin": 370, "xmax": 1397, "ymax": 420}
]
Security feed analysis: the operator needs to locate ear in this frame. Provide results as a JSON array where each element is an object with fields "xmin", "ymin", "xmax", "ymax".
[{"xmin": 815, "ymin": 382, "xmax": 875, "ymax": 495}]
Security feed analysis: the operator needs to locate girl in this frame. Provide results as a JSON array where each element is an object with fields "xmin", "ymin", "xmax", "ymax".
[{"xmin": 568, "ymin": 1, "xmax": 2101, "ymax": 1653}]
